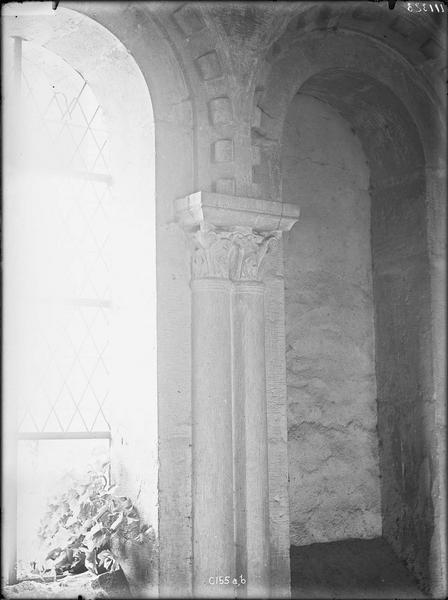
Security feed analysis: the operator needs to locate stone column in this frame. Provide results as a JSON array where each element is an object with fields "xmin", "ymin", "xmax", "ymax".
[
  {"xmin": 189, "ymin": 227, "xmax": 235, "ymax": 598},
  {"xmin": 230, "ymin": 230, "xmax": 279, "ymax": 598},
  {"xmin": 175, "ymin": 192, "xmax": 300, "ymax": 599}
]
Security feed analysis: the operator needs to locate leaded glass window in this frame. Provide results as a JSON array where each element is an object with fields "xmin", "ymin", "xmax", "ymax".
[
  {"xmin": 6, "ymin": 37, "xmax": 113, "ymax": 578},
  {"xmin": 15, "ymin": 39, "xmax": 112, "ymax": 438}
]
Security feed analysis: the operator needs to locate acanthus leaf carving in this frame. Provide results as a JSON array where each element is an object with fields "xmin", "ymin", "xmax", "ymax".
[
  {"xmin": 189, "ymin": 224, "xmax": 280, "ymax": 281},
  {"xmin": 190, "ymin": 225, "xmax": 233, "ymax": 279}
]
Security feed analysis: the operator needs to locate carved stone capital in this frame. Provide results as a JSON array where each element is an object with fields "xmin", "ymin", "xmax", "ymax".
[
  {"xmin": 190, "ymin": 224, "xmax": 280, "ymax": 281},
  {"xmin": 175, "ymin": 191, "xmax": 300, "ymax": 282}
]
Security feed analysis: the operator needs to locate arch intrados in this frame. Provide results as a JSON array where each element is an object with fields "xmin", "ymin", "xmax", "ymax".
[
  {"xmin": 260, "ymin": 30, "xmax": 442, "ymax": 170},
  {"xmin": 66, "ymin": 2, "xmax": 192, "ymax": 119},
  {"xmin": 298, "ymin": 68, "xmax": 425, "ymax": 184}
]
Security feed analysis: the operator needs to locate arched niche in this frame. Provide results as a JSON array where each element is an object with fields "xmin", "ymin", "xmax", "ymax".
[{"xmin": 258, "ymin": 28, "xmax": 445, "ymax": 596}]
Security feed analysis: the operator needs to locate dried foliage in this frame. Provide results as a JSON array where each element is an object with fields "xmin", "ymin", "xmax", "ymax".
[{"xmin": 34, "ymin": 463, "xmax": 155, "ymax": 579}]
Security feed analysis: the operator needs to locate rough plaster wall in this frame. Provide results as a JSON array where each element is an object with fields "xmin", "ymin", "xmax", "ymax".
[
  {"xmin": 371, "ymin": 179, "xmax": 435, "ymax": 589},
  {"xmin": 425, "ymin": 168, "xmax": 447, "ymax": 597},
  {"xmin": 282, "ymin": 94, "xmax": 381, "ymax": 546}
]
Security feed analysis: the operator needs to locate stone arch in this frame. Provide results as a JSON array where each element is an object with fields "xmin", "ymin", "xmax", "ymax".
[
  {"xmin": 256, "ymin": 23, "xmax": 445, "ymax": 597},
  {"xmin": 113, "ymin": 2, "xmax": 244, "ymax": 199},
  {"xmin": 253, "ymin": 29, "xmax": 443, "ymax": 201},
  {"xmin": 70, "ymin": 2, "xmax": 251, "ymax": 211}
]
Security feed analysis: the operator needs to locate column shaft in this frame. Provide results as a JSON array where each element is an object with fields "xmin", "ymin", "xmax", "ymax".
[
  {"xmin": 233, "ymin": 281, "xmax": 270, "ymax": 598},
  {"xmin": 192, "ymin": 278, "xmax": 234, "ymax": 597}
]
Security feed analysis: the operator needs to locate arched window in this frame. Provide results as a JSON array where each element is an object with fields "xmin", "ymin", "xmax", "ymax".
[
  {"xmin": 3, "ymin": 7, "xmax": 157, "ymax": 587},
  {"xmin": 8, "ymin": 37, "xmax": 112, "ymax": 577}
]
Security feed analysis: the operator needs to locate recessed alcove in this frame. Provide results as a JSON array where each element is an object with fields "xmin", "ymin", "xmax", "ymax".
[{"xmin": 281, "ymin": 69, "xmax": 435, "ymax": 597}]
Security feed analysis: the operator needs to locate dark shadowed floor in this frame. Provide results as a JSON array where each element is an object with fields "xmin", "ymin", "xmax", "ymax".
[{"xmin": 290, "ymin": 537, "xmax": 428, "ymax": 599}]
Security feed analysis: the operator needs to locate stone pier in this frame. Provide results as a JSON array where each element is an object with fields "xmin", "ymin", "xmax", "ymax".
[{"xmin": 175, "ymin": 192, "xmax": 300, "ymax": 598}]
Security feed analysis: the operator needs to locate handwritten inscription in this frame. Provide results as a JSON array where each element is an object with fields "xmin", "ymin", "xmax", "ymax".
[{"xmin": 407, "ymin": 2, "xmax": 445, "ymax": 11}]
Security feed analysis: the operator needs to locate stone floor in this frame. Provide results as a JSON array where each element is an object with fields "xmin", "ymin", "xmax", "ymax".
[{"xmin": 290, "ymin": 537, "xmax": 428, "ymax": 599}]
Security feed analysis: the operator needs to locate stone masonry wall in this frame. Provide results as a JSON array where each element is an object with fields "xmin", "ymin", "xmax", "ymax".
[{"xmin": 282, "ymin": 94, "xmax": 382, "ymax": 546}]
